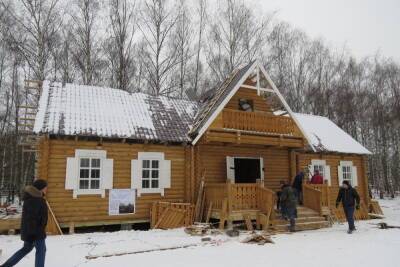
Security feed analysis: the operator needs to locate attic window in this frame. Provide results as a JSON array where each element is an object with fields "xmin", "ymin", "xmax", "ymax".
[{"xmin": 239, "ymin": 99, "xmax": 254, "ymax": 112}]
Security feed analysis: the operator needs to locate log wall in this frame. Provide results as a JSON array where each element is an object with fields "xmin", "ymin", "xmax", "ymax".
[
  {"xmin": 38, "ymin": 139, "xmax": 190, "ymax": 227},
  {"xmin": 195, "ymin": 144, "xmax": 291, "ymax": 197},
  {"xmin": 296, "ymin": 153, "xmax": 370, "ymax": 207}
]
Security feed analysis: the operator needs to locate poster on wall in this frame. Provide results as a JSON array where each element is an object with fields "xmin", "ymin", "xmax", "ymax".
[{"xmin": 109, "ymin": 189, "xmax": 136, "ymax": 216}]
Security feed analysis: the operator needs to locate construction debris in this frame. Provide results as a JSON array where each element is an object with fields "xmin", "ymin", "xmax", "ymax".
[
  {"xmin": 225, "ymin": 229, "xmax": 240, "ymax": 237},
  {"xmin": 375, "ymin": 222, "xmax": 400, "ymax": 229},
  {"xmin": 184, "ymin": 223, "xmax": 212, "ymax": 236},
  {"xmin": 240, "ymin": 232, "xmax": 274, "ymax": 245},
  {"xmin": 368, "ymin": 213, "xmax": 385, "ymax": 219}
]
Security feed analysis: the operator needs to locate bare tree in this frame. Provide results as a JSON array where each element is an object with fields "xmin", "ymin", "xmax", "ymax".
[
  {"xmin": 70, "ymin": 0, "xmax": 102, "ymax": 85},
  {"xmin": 0, "ymin": 0, "xmax": 61, "ymax": 80},
  {"xmin": 138, "ymin": 0, "xmax": 178, "ymax": 96},
  {"xmin": 106, "ymin": 0, "xmax": 136, "ymax": 91},
  {"xmin": 172, "ymin": 0, "xmax": 192, "ymax": 98},
  {"xmin": 193, "ymin": 0, "xmax": 207, "ymax": 96}
]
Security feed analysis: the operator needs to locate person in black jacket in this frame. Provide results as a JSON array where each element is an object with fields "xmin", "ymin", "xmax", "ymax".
[
  {"xmin": 280, "ymin": 183, "xmax": 298, "ymax": 232},
  {"xmin": 1, "ymin": 179, "xmax": 48, "ymax": 267},
  {"xmin": 336, "ymin": 180, "xmax": 360, "ymax": 234},
  {"xmin": 292, "ymin": 171, "xmax": 304, "ymax": 205}
]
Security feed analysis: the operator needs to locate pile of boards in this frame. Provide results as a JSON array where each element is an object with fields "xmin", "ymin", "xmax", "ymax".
[{"xmin": 151, "ymin": 201, "xmax": 195, "ymax": 230}]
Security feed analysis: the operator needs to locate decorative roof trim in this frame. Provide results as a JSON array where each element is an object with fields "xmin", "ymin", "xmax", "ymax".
[{"xmin": 191, "ymin": 61, "xmax": 258, "ymax": 145}]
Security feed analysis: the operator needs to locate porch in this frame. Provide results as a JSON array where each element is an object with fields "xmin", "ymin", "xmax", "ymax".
[{"xmin": 203, "ymin": 182, "xmax": 331, "ymax": 231}]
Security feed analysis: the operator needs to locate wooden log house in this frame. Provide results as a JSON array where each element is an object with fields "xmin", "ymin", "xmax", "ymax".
[{"xmin": 30, "ymin": 60, "xmax": 372, "ymax": 232}]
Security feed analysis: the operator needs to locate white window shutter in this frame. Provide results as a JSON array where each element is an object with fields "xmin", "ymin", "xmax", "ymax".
[
  {"xmin": 66, "ymin": 157, "xmax": 78, "ymax": 190},
  {"xmin": 352, "ymin": 166, "xmax": 358, "ymax": 187},
  {"xmin": 308, "ymin": 165, "xmax": 313, "ymax": 179},
  {"xmin": 102, "ymin": 159, "xmax": 114, "ymax": 189},
  {"xmin": 131, "ymin": 159, "xmax": 141, "ymax": 190},
  {"xmin": 260, "ymin": 157, "xmax": 264, "ymax": 180},
  {"xmin": 161, "ymin": 159, "xmax": 171, "ymax": 189},
  {"xmin": 226, "ymin": 156, "xmax": 235, "ymax": 182},
  {"xmin": 325, "ymin": 165, "xmax": 331, "ymax": 186},
  {"xmin": 338, "ymin": 165, "xmax": 344, "ymax": 186}
]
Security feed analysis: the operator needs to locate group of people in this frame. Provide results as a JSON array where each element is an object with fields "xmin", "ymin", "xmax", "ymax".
[{"xmin": 277, "ymin": 169, "xmax": 360, "ymax": 234}]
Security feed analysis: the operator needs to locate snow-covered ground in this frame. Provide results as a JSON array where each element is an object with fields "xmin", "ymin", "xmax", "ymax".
[{"xmin": 1, "ymin": 198, "xmax": 399, "ymax": 267}]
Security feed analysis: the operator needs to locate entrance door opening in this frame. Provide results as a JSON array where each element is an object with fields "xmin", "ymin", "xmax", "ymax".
[{"xmin": 234, "ymin": 158, "xmax": 261, "ymax": 183}]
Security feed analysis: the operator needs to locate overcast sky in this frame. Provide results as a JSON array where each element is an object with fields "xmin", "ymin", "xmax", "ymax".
[{"xmin": 254, "ymin": 0, "xmax": 400, "ymax": 62}]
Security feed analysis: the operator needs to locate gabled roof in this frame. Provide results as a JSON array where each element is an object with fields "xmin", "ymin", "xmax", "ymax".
[
  {"xmin": 188, "ymin": 60, "xmax": 315, "ymax": 147},
  {"xmin": 294, "ymin": 113, "xmax": 372, "ymax": 155},
  {"xmin": 189, "ymin": 61, "xmax": 255, "ymax": 137},
  {"xmin": 33, "ymin": 81, "xmax": 198, "ymax": 143}
]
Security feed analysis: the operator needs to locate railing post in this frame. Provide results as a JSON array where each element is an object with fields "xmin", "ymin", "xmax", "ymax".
[{"xmin": 226, "ymin": 182, "xmax": 232, "ymax": 214}]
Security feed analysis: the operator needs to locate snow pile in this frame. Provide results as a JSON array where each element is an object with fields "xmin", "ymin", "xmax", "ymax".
[
  {"xmin": 33, "ymin": 82, "xmax": 198, "ymax": 142},
  {"xmin": 1, "ymin": 198, "xmax": 399, "ymax": 267},
  {"xmin": 294, "ymin": 113, "xmax": 371, "ymax": 155}
]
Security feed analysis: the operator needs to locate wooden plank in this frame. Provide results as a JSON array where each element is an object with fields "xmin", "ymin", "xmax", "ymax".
[
  {"xmin": 205, "ymin": 201, "xmax": 213, "ymax": 223},
  {"xmin": 46, "ymin": 200, "xmax": 63, "ymax": 235},
  {"xmin": 243, "ymin": 214, "xmax": 254, "ymax": 231},
  {"xmin": 219, "ymin": 198, "xmax": 228, "ymax": 230}
]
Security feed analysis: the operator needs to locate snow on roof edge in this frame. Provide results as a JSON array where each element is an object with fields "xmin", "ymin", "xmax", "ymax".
[{"xmin": 294, "ymin": 112, "xmax": 372, "ymax": 155}]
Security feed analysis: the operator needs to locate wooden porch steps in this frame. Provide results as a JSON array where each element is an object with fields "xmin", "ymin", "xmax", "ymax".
[
  {"xmin": 272, "ymin": 221, "xmax": 330, "ymax": 232},
  {"xmin": 271, "ymin": 206, "xmax": 331, "ymax": 232}
]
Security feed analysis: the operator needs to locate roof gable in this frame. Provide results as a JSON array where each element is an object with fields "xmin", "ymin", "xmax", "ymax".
[{"xmin": 189, "ymin": 60, "xmax": 315, "ymax": 147}]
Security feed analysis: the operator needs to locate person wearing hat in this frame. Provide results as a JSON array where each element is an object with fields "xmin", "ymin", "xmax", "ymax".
[
  {"xmin": 336, "ymin": 180, "xmax": 360, "ymax": 234},
  {"xmin": 1, "ymin": 179, "xmax": 48, "ymax": 267}
]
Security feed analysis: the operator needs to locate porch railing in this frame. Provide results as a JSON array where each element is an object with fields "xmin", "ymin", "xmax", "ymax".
[
  {"xmin": 303, "ymin": 184, "xmax": 322, "ymax": 214},
  {"xmin": 307, "ymin": 184, "xmax": 330, "ymax": 207},
  {"xmin": 222, "ymin": 109, "xmax": 301, "ymax": 137},
  {"xmin": 204, "ymin": 182, "xmax": 275, "ymax": 218}
]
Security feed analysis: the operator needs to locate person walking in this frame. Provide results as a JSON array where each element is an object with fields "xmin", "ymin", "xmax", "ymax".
[
  {"xmin": 310, "ymin": 170, "xmax": 323, "ymax": 184},
  {"xmin": 280, "ymin": 182, "xmax": 298, "ymax": 232},
  {"xmin": 336, "ymin": 180, "xmax": 360, "ymax": 234},
  {"xmin": 292, "ymin": 171, "xmax": 304, "ymax": 205},
  {"xmin": 1, "ymin": 179, "xmax": 48, "ymax": 267}
]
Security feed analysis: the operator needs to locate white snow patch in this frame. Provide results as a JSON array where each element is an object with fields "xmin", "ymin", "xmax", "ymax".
[{"xmin": 1, "ymin": 198, "xmax": 399, "ymax": 267}]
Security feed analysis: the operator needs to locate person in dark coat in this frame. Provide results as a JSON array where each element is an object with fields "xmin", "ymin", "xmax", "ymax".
[
  {"xmin": 292, "ymin": 171, "xmax": 304, "ymax": 205},
  {"xmin": 336, "ymin": 180, "xmax": 360, "ymax": 234},
  {"xmin": 310, "ymin": 170, "xmax": 323, "ymax": 184},
  {"xmin": 280, "ymin": 182, "xmax": 297, "ymax": 232},
  {"xmin": 1, "ymin": 179, "xmax": 48, "ymax": 267},
  {"xmin": 276, "ymin": 180, "xmax": 286, "ymax": 216}
]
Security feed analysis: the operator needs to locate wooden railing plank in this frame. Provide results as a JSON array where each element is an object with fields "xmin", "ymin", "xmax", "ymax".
[{"xmin": 222, "ymin": 109, "xmax": 300, "ymax": 137}]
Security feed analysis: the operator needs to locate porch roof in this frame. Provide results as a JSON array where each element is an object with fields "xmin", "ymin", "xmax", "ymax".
[{"xmin": 294, "ymin": 113, "xmax": 372, "ymax": 155}]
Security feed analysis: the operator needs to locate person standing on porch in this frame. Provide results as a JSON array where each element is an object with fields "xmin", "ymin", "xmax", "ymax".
[
  {"xmin": 292, "ymin": 171, "xmax": 304, "ymax": 205},
  {"xmin": 336, "ymin": 180, "xmax": 360, "ymax": 234},
  {"xmin": 310, "ymin": 170, "xmax": 323, "ymax": 184},
  {"xmin": 280, "ymin": 182, "xmax": 297, "ymax": 232},
  {"xmin": 1, "ymin": 179, "xmax": 48, "ymax": 267}
]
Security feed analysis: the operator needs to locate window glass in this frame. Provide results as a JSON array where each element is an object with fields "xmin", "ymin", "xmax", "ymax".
[
  {"xmin": 313, "ymin": 165, "xmax": 325, "ymax": 177},
  {"xmin": 80, "ymin": 158, "xmax": 90, "ymax": 167},
  {"xmin": 79, "ymin": 157, "xmax": 101, "ymax": 190},
  {"xmin": 141, "ymin": 159, "xmax": 160, "ymax": 189},
  {"xmin": 143, "ymin": 160, "xmax": 150, "ymax": 168}
]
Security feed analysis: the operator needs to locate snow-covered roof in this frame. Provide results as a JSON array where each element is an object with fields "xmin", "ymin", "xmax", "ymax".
[
  {"xmin": 294, "ymin": 113, "xmax": 371, "ymax": 155},
  {"xmin": 33, "ymin": 81, "xmax": 198, "ymax": 143}
]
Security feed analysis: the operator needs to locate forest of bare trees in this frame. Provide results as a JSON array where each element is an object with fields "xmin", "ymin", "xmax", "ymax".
[{"xmin": 0, "ymin": 0, "xmax": 399, "ymax": 199}]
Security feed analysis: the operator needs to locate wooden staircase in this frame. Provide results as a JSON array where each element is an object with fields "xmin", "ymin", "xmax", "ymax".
[{"xmin": 271, "ymin": 206, "xmax": 330, "ymax": 232}]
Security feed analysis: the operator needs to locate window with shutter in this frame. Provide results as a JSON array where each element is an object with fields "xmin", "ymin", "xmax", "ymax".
[
  {"xmin": 338, "ymin": 161, "xmax": 357, "ymax": 187},
  {"xmin": 132, "ymin": 152, "xmax": 171, "ymax": 196},
  {"xmin": 65, "ymin": 149, "xmax": 112, "ymax": 198},
  {"xmin": 310, "ymin": 159, "xmax": 331, "ymax": 185}
]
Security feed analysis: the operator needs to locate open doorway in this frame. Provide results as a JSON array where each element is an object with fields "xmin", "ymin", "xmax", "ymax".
[{"xmin": 227, "ymin": 157, "xmax": 264, "ymax": 183}]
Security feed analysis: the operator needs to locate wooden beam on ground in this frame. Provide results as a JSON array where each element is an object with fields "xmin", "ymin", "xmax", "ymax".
[{"xmin": 205, "ymin": 201, "xmax": 213, "ymax": 223}]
